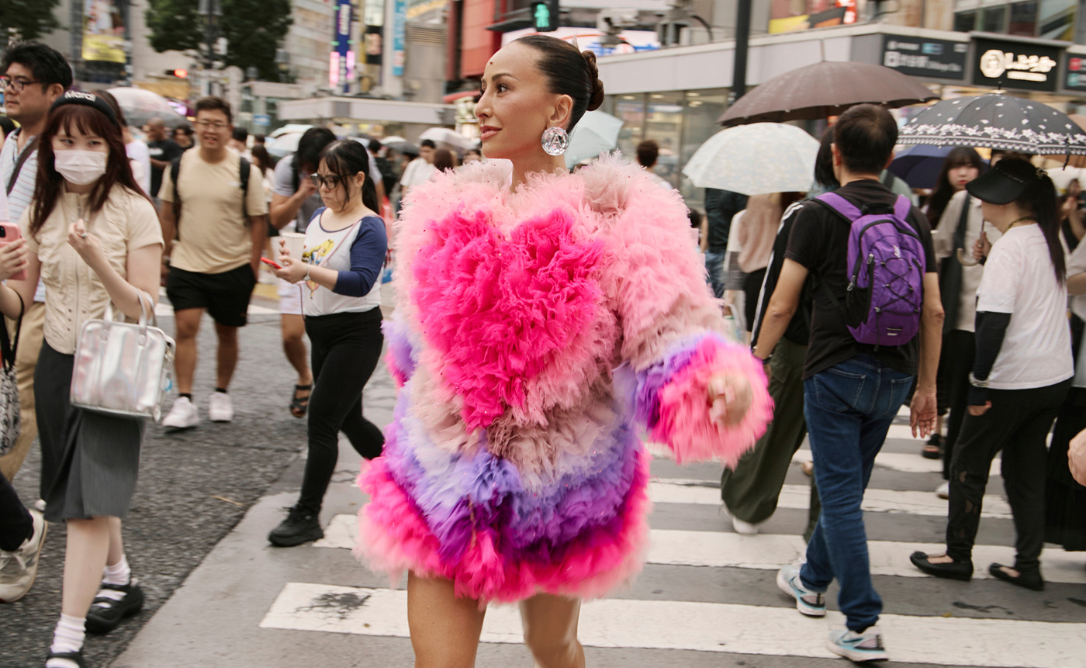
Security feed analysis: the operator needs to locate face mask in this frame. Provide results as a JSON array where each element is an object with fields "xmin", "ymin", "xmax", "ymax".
[{"xmin": 54, "ymin": 150, "xmax": 107, "ymax": 186}]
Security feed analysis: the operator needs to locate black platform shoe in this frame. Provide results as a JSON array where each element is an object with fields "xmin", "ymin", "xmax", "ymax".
[
  {"xmin": 46, "ymin": 649, "xmax": 85, "ymax": 667},
  {"xmin": 910, "ymin": 551, "xmax": 973, "ymax": 581},
  {"xmin": 989, "ymin": 563, "xmax": 1044, "ymax": 591},
  {"xmin": 85, "ymin": 580, "xmax": 144, "ymax": 634}
]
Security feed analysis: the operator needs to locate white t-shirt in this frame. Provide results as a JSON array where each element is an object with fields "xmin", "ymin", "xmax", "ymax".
[
  {"xmin": 975, "ymin": 224, "xmax": 1073, "ymax": 390},
  {"xmin": 126, "ymin": 139, "xmax": 151, "ymax": 195},
  {"xmin": 400, "ymin": 158, "xmax": 436, "ymax": 189}
]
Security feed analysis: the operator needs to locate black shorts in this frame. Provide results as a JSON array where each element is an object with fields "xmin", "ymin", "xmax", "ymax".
[{"xmin": 166, "ymin": 264, "xmax": 256, "ymax": 327}]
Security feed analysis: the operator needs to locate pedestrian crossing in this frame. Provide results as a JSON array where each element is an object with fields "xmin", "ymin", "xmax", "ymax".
[{"xmin": 255, "ymin": 408, "xmax": 1086, "ymax": 667}]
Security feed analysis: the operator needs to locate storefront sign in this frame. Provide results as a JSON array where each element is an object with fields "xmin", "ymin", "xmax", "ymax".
[
  {"xmin": 972, "ymin": 38, "xmax": 1061, "ymax": 93},
  {"xmin": 392, "ymin": 0, "xmax": 406, "ymax": 77},
  {"xmin": 330, "ymin": 0, "xmax": 354, "ymax": 94},
  {"xmin": 881, "ymin": 35, "xmax": 967, "ymax": 80},
  {"xmin": 502, "ymin": 27, "xmax": 659, "ymax": 57},
  {"xmin": 1065, "ymin": 54, "xmax": 1086, "ymax": 91}
]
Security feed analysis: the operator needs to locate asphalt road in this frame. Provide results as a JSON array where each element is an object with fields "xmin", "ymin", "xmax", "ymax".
[{"xmin": 0, "ymin": 304, "xmax": 309, "ymax": 667}]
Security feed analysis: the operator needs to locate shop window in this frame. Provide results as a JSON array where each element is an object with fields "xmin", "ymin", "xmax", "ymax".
[
  {"xmin": 953, "ymin": 11, "xmax": 977, "ymax": 32},
  {"xmin": 981, "ymin": 6, "xmax": 1007, "ymax": 32},
  {"xmin": 1009, "ymin": 1, "xmax": 1039, "ymax": 36},
  {"xmin": 1039, "ymin": 0, "xmax": 1076, "ymax": 40},
  {"xmin": 679, "ymin": 89, "xmax": 726, "ymax": 211},
  {"xmin": 644, "ymin": 92, "xmax": 684, "ymax": 189},
  {"xmin": 614, "ymin": 94, "xmax": 646, "ymax": 165}
]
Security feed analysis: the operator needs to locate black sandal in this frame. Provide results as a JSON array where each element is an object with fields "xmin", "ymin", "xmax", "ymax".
[
  {"xmin": 290, "ymin": 384, "xmax": 312, "ymax": 418},
  {"xmin": 910, "ymin": 551, "xmax": 973, "ymax": 581},
  {"xmin": 921, "ymin": 434, "xmax": 942, "ymax": 460},
  {"xmin": 46, "ymin": 650, "xmax": 85, "ymax": 667}
]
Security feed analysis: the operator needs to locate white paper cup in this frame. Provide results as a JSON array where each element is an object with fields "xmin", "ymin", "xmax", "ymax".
[{"xmin": 280, "ymin": 232, "xmax": 306, "ymax": 261}]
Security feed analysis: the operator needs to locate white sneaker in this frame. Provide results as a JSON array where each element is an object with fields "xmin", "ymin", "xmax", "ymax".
[
  {"xmin": 732, "ymin": 516, "xmax": 759, "ymax": 535},
  {"xmin": 162, "ymin": 397, "xmax": 200, "ymax": 429},
  {"xmin": 936, "ymin": 482, "xmax": 950, "ymax": 500},
  {"xmin": 0, "ymin": 508, "xmax": 47, "ymax": 603},
  {"xmin": 208, "ymin": 392, "xmax": 234, "ymax": 423},
  {"xmin": 827, "ymin": 626, "xmax": 888, "ymax": 662}
]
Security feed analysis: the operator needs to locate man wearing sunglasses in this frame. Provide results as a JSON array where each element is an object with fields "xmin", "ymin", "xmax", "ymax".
[{"xmin": 158, "ymin": 96, "xmax": 268, "ymax": 429}]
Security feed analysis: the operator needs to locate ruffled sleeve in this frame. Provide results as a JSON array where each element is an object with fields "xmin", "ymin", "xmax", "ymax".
[{"xmin": 594, "ymin": 160, "xmax": 772, "ymax": 466}]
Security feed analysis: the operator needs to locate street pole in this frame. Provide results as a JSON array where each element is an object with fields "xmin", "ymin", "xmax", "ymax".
[{"xmin": 731, "ymin": 0, "xmax": 751, "ymax": 104}]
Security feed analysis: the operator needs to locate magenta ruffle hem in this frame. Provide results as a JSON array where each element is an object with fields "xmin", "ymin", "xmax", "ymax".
[{"xmin": 356, "ymin": 156, "xmax": 773, "ymax": 604}]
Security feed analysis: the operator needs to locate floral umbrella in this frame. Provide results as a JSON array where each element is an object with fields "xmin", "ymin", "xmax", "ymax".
[
  {"xmin": 898, "ymin": 94, "xmax": 1086, "ymax": 156},
  {"xmin": 682, "ymin": 123, "xmax": 819, "ymax": 195}
]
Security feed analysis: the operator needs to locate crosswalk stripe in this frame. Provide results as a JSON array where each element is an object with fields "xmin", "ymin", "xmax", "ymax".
[
  {"xmin": 317, "ymin": 516, "xmax": 1086, "ymax": 585},
  {"xmin": 648, "ymin": 479, "xmax": 1013, "ymax": 519},
  {"xmin": 791, "ymin": 448, "xmax": 1000, "ymax": 476},
  {"xmin": 260, "ymin": 582, "xmax": 1086, "ymax": 667}
]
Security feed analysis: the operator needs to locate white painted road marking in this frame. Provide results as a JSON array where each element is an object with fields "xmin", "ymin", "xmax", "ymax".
[
  {"xmin": 317, "ymin": 516, "xmax": 1086, "ymax": 584},
  {"xmin": 260, "ymin": 582, "xmax": 1086, "ymax": 667},
  {"xmin": 649, "ymin": 479, "xmax": 1013, "ymax": 519}
]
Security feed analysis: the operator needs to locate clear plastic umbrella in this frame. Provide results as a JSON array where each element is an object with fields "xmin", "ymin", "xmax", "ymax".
[
  {"xmin": 107, "ymin": 87, "xmax": 187, "ymax": 129},
  {"xmin": 682, "ymin": 123, "xmax": 819, "ymax": 195},
  {"xmin": 419, "ymin": 127, "xmax": 473, "ymax": 152},
  {"xmin": 564, "ymin": 110, "xmax": 623, "ymax": 168}
]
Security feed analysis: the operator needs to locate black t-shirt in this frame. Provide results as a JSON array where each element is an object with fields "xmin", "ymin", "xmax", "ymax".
[
  {"xmin": 785, "ymin": 179, "xmax": 937, "ymax": 379},
  {"xmin": 752, "ymin": 201, "xmax": 810, "ymax": 349},
  {"xmin": 147, "ymin": 139, "xmax": 183, "ymax": 197},
  {"xmin": 705, "ymin": 188, "xmax": 748, "ymax": 253}
]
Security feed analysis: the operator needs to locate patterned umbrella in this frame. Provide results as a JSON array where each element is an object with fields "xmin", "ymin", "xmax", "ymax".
[
  {"xmin": 898, "ymin": 94, "xmax": 1086, "ymax": 156},
  {"xmin": 682, "ymin": 123, "xmax": 819, "ymax": 195}
]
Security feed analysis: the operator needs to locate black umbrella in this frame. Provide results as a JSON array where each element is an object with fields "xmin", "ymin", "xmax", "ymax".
[
  {"xmin": 888, "ymin": 144, "xmax": 989, "ymax": 189},
  {"xmin": 718, "ymin": 61, "xmax": 939, "ymax": 126},
  {"xmin": 898, "ymin": 94, "xmax": 1086, "ymax": 156}
]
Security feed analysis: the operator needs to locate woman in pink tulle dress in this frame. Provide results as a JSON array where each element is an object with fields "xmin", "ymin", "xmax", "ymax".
[{"xmin": 355, "ymin": 35, "xmax": 773, "ymax": 667}]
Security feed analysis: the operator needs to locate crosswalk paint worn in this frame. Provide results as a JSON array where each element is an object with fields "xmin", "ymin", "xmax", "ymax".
[{"xmin": 260, "ymin": 582, "xmax": 1086, "ymax": 667}]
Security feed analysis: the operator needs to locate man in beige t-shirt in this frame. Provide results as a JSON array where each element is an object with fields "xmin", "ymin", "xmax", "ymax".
[{"xmin": 158, "ymin": 96, "xmax": 267, "ymax": 428}]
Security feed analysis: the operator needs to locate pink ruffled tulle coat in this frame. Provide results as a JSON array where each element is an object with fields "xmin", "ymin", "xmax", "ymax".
[{"xmin": 357, "ymin": 155, "xmax": 773, "ymax": 603}]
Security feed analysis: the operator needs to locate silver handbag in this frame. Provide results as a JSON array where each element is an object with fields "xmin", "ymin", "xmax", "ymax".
[{"xmin": 70, "ymin": 292, "xmax": 175, "ymax": 422}]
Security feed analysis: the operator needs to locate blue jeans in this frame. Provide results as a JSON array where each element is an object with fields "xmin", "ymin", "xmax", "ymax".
[
  {"xmin": 800, "ymin": 355, "xmax": 913, "ymax": 632},
  {"xmin": 705, "ymin": 251, "xmax": 726, "ymax": 299}
]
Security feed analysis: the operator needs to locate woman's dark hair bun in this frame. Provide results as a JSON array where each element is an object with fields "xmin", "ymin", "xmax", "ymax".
[{"xmin": 582, "ymin": 50, "xmax": 605, "ymax": 112}]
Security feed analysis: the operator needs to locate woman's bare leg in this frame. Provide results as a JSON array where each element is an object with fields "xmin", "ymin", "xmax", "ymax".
[
  {"xmin": 520, "ymin": 593, "xmax": 585, "ymax": 668},
  {"xmin": 407, "ymin": 572, "xmax": 486, "ymax": 668}
]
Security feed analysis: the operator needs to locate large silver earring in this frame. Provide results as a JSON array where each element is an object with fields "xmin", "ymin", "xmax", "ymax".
[{"xmin": 541, "ymin": 126, "xmax": 569, "ymax": 156}]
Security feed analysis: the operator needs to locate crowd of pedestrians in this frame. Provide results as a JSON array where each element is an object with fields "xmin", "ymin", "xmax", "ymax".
[{"xmin": 3, "ymin": 32, "xmax": 1086, "ymax": 668}]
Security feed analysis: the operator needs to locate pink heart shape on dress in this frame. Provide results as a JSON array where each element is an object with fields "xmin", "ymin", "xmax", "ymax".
[{"xmin": 413, "ymin": 208, "xmax": 610, "ymax": 430}]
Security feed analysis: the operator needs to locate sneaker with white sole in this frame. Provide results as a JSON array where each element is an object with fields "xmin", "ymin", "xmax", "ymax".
[
  {"xmin": 776, "ymin": 564, "xmax": 826, "ymax": 617},
  {"xmin": 208, "ymin": 392, "xmax": 233, "ymax": 423},
  {"xmin": 936, "ymin": 482, "xmax": 949, "ymax": 500},
  {"xmin": 0, "ymin": 508, "xmax": 47, "ymax": 603},
  {"xmin": 827, "ymin": 626, "xmax": 888, "ymax": 662},
  {"xmin": 732, "ymin": 516, "xmax": 759, "ymax": 535},
  {"xmin": 162, "ymin": 397, "xmax": 199, "ymax": 429}
]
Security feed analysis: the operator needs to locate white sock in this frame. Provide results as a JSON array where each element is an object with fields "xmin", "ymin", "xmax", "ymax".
[
  {"xmin": 103, "ymin": 554, "xmax": 130, "ymax": 587},
  {"xmin": 47, "ymin": 613, "xmax": 85, "ymax": 667}
]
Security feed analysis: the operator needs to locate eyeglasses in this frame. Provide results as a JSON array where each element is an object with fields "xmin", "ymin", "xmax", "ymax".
[
  {"xmin": 194, "ymin": 120, "xmax": 229, "ymax": 131},
  {"xmin": 309, "ymin": 173, "xmax": 345, "ymax": 189},
  {"xmin": 0, "ymin": 76, "xmax": 42, "ymax": 93}
]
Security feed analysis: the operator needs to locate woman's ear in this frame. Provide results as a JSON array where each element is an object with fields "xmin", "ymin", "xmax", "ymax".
[{"xmin": 549, "ymin": 95, "xmax": 574, "ymax": 130}]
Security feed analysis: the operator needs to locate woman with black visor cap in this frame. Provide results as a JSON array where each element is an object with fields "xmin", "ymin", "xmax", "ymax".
[{"xmin": 910, "ymin": 158, "xmax": 1073, "ymax": 592}]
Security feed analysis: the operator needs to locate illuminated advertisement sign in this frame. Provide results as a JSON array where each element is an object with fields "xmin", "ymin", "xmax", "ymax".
[{"xmin": 330, "ymin": 0, "xmax": 355, "ymax": 93}]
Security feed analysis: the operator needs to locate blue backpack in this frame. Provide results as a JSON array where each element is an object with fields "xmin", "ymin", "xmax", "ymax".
[{"xmin": 815, "ymin": 193, "xmax": 926, "ymax": 347}]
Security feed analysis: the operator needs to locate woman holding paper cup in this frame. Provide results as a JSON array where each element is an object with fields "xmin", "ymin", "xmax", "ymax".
[{"xmin": 266, "ymin": 139, "xmax": 387, "ymax": 548}]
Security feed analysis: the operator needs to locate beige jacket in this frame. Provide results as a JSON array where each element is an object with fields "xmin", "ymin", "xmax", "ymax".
[
  {"xmin": 20, "ymin": 186, "xmax": 163, "ymax": 354},
  {"xmin": 932, "ymin": 189, "xmax": 1001, "ymax": 333}
]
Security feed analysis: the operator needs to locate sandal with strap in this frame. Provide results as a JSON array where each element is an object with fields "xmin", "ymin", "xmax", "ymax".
[
  {"xmin": 46, "ymin": 650, "xmax": 86, "ymax": 668},
  {"xmin": 290, "ymin": 384, "xmax": 312, "ymax": 418}
]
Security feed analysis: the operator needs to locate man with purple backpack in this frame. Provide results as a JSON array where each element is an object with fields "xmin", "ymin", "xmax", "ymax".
[{"xmin": 754, "ymin": 104, "xmax": 943, "ymax": 662}]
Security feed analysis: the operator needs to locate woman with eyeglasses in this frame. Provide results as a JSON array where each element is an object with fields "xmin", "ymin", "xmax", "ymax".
[{"xmin": 267, "ymin": 139, "xmax": 387, "ymax": 547}]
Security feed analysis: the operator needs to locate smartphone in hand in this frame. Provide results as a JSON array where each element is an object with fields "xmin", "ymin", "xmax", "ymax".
[
  {"xmin": 260, "ymin": 257, "xmax": 282, "ymax": 270},
  {"xmin": 0, "ymin": 223, "xmax": 26, "ymax": 281}
]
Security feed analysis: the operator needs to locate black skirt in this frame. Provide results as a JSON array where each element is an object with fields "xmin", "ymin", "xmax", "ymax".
[{"xmin": 36, "ymin": 341, "xmax": 146, "ymax": 523}]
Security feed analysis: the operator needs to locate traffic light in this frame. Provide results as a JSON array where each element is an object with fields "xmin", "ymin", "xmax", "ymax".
[
  {"xmin": 165, "ymin": 69, "xmax": 188, "ymax": 78},
  {"xmin": 532, "ymin": 0, "xmax": 559, "ymax": 32}
]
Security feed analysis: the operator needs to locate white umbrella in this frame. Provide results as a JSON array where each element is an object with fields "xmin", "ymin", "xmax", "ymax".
[
  {"xmin": 565, "ymin": 110, "xmax": 623, "ymax": 168},
  {"xmin": 419, "ymin": 127, "xmax": 473, "ymax": 152},
  {"xmin": 682, "ymin": 123, "xmax": 819, "ymax": 195}
]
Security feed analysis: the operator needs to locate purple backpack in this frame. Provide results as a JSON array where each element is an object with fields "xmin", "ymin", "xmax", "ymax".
[{"xmin": 816, "ymin": 193, "xmax": 926, "ymax": 347}]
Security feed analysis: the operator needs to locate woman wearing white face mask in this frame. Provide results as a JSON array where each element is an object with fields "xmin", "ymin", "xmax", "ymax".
[{"xmin": 0, "ymin": 91, "xmax": 162, "ymax": 668}]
